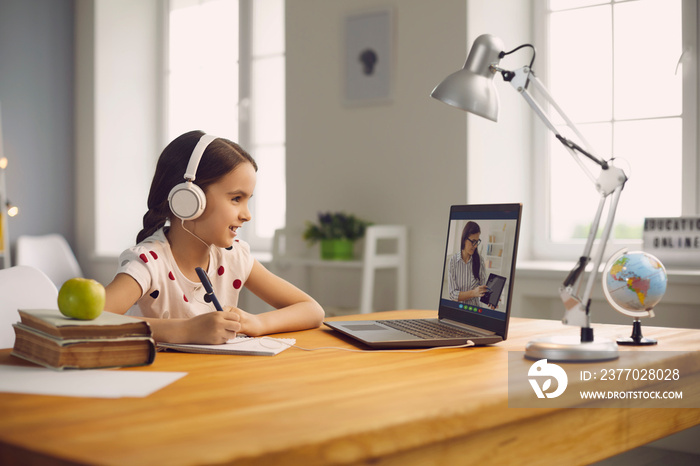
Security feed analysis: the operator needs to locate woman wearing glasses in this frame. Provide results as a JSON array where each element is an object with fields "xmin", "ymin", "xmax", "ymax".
[{"xmin": 448, "ymin": 221, "xmax": 489, "ymax": 306}]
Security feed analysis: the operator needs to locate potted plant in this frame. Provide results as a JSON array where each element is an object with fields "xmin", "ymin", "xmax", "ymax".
[{"xmin": 303, "ymin": 212, "xmax": 372, "ymax": 260}]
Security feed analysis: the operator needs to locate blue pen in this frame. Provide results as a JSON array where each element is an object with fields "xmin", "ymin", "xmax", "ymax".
[{"xmin": 195, "ymin": 267, "xmax": 223, "ymax": 311}]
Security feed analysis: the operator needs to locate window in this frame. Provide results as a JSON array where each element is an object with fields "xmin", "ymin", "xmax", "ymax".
[
  {"xmin": 167, "ymin": 0, "xmax": 285, "ymax": 251},
  {"xmin": 533, "ymin": 0, "xmax": 696, "ymax": 259}
]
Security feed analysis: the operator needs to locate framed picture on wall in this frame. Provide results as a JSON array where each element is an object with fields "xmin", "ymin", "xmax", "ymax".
[{"xmin": 344, "ymin": 8, "xmax": 393, "ymax": 105}]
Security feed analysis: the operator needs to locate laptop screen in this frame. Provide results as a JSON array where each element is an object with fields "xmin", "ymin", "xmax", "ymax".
[{"xmin": 438, "ymin": 204, "xmax": 522, "ymax": 338}]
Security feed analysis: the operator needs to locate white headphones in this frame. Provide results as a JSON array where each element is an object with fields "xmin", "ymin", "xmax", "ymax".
[{"xmin": 167, "ymin": 134, "xmax": 218, "ymax": 220}]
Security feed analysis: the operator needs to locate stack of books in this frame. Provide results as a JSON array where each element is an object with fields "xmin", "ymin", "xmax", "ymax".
[{"xmin": 12, "ymin": 309, "xmax": 155, "ymax": 370}]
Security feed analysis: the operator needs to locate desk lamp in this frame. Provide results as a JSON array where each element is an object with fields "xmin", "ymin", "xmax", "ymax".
[{"xmin": 431, "ymin": 34, "xmax": 626, "ymax": 362}]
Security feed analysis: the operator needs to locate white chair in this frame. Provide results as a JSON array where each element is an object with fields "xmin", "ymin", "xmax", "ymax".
[
  {"xmin": 272, "ymin": 225, "xmax": 408, "ymax": 314},
  {"xmin": 16, "ymin": 234, "xmax": 83, "ymax": 289},
  {"xmin": 0, "ymin": 265, "xmax": 58, "ymax": 348}
]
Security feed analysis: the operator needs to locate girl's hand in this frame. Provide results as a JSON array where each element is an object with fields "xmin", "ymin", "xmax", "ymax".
[
  {"xmin": 184, "ymin": 311, "xmax": 242, "ymax": 344},
  {"xmin": 225, "ymin": 307, "xmax": 265, "ymax": 337}
]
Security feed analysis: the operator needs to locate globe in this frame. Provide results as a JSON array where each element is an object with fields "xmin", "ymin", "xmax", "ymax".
[{"xmin": 602, "ymin": 250, "xmax": 668, "ymax": 318}]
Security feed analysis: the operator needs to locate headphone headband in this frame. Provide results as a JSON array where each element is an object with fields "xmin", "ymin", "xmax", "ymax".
[{"xmin": 184, "ymin": 134, "xmax": 218, "ymax": 181}]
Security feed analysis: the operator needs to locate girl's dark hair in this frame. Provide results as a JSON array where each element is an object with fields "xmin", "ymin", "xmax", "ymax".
[
  {"xmin": 136, "ymin": 130, "xmax": 257, "ymax": 244},
  {"xmin": 460, "ymin": 221, "xmax": 482, "ymax": 281}
]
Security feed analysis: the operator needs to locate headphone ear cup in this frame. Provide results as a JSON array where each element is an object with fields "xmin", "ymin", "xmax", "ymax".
[{"xmin": 168, "ymin": 181, "xmax": 206, "ymax": 220}]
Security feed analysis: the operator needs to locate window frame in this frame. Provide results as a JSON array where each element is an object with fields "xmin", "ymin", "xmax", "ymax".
[
  {"xmin": 531, "ymin": 0, "xmax": 698, "ymax": 261},
  {"xmin": 163, "ymin": 0, "xmax": 285, "ymax": 253}
]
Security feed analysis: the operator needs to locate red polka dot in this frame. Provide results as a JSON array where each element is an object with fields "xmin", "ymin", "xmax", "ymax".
[
  {"xmin": 183, "ymin": 294, "xmax": 188, "ymax": 302},
  {"xmin": 168, "ymin": 271, "xmax": 175, "ymax": 280},
  {"xmin": 233, "ymin": 279, "xmax": 242, "ymax": 290},
  {"xmin": 218, "ymin": 266, "xmax": 225, "ymax": 276},
  {"xmin": 139, "ymin": 253, "xmax": 148, "ymax": 263},
  {"xmin": 149, "ymin": 250, "xmax": 158, "ymax": 260}
]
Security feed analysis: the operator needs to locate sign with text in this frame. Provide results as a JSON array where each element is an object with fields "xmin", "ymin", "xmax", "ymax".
[{"xmin": 643, "ymin": 217, "xmax": 700, "ymax": 267}]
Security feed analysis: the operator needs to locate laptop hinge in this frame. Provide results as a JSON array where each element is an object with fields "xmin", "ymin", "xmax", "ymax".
[{"xmin": 439, "ymin": 318, "xmax": 496, "ymax": 336}]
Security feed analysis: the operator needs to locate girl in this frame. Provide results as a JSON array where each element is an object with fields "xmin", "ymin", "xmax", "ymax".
[
  {"xmin": 104, "ymin": 130, "xmax": 324, "ymax": 344},
  {"xmin": 447, "ymin": 221, "xmax": 488, "ymax": 306}
]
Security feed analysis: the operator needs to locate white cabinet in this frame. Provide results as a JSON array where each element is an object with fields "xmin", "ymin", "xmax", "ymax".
[{"xmin": 484, "ymin": 230, "xmax": 505, "ymax": 276}]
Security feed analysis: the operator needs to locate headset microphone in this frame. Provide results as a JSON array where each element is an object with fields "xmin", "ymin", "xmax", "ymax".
[{"xmin": 168, "ymin": 134, "xmax": 218, "ymax": 220}]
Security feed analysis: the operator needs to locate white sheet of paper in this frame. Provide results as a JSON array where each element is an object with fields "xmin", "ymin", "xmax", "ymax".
[{"xmin": 0, "ymin": 364, "xmax": 187, "ymax": 398}]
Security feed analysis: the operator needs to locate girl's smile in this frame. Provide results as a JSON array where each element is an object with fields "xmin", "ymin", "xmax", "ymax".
[{"xmin": 190, "ymin": 162, "xmax": 257, "ymax": 249}]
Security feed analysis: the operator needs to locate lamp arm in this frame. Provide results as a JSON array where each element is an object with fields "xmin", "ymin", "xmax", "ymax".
[
  {"xmin": 522, "ymin": 71, "xmax": 606, "ymax": 162},
  {"xmin": 561, "ymin": 185, "xmax": 624, "ymax": 329},
  {"xmin": 563, "ymin": 194, "xmax": 607, "ymax": 290},
  {"xmin": 502, "ymin": 67, "xmax": 608, "ymax": 185},
  {"xmin": 498, "ymin": 66, "xmax": 629, "ymax": 330}
]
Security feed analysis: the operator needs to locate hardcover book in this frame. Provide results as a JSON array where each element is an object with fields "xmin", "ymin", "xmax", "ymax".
[
  {"xmin": 11, "ymin": 309, "xmax": 155, "ymax": 370},
  {"xmin": 16, "ymin": 308, "xmax": 151, "ymax": 339}
]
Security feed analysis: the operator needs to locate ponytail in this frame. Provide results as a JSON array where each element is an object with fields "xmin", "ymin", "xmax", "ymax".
[
  {"xmin": 472, "ymin": 248, "xmax": 481, "ymax": 282},
  {"xmin": 136, "ymin": 204, "xmax": 168, "ymax": 244}
]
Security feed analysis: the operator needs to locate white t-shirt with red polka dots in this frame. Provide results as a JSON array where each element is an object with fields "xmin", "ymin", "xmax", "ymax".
[{"xmin": 116, "ymin": 228, "xmax": 254, "ymax": 319}]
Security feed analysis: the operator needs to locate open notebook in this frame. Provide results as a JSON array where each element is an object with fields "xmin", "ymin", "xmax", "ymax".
[{"xmin": 158, "ymin": 336, "xmax": 295, "ymax": 356}]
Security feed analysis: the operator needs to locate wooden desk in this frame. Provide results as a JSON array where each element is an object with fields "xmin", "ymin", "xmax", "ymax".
[{"xmin": 1, "ymin": 310, "xmax": 699, "ymax": 465}]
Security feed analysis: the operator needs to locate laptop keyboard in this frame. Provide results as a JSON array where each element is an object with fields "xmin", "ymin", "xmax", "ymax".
[{"xmin": 380, "ymin": 319, "xmax": 481, "ymax": 340}]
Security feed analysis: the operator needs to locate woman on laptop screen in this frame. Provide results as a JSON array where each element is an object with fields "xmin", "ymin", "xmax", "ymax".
[{"xmin": 447, "ymin": 221, "xmax": 489, "ymax": 307}]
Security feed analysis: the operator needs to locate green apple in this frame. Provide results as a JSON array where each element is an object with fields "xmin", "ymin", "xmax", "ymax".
[{"xmin": 57, "ymin": 278, "xmax": 106, "ymax": 320}]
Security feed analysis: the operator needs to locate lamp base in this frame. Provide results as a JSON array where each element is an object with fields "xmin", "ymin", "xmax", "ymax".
[{"xmin": 525, "ymin": 335, "xmax": 619, "ymax": 362}]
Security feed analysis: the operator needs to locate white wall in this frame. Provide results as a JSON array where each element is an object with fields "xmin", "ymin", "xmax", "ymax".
[
  {"xmin": 0, "ymin": 0, "xmax": 74, "ymax": 253},
  {"xmin": 284, "ymin": 0, "xmax": 468, "ymax": 311},
  {"xmin": 466, "ymin": 0, "xmax": 534, "ymax": 259},
  {"xmin": 75, "ymin": 0, "xmax": 163, "ymax": 284}
]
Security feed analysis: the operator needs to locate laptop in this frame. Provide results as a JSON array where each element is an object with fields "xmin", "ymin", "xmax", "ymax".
[{"xmin": 324, "ymin": 203, "xmax": 522, "ymax": 348}]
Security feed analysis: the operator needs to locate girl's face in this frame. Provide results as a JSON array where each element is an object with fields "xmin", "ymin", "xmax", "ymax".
[
  {"xmin": 463, "ymin": 232, "xmax": 481, "ymax": 256},
  {"xmin": 192, "ymin": 162, "xmax": 257, "ymax": 249}
]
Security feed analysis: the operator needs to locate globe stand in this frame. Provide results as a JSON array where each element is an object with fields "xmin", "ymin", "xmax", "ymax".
[{"xmin": 617, "ymin": 318, "xmax": 657, "ymax": 346}]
